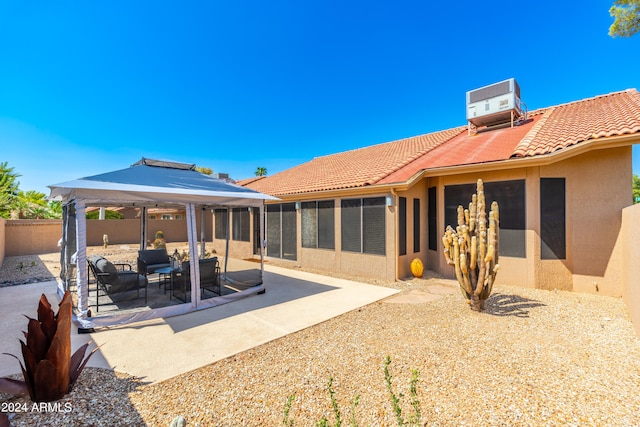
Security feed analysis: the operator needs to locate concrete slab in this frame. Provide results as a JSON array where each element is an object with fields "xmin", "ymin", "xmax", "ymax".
[
  {"xmin": 0, "ymin": 281, "xmax": 111, "ymax": 378},
  {"xmin": 0, "ymin": 265, "xmax": 398, "ymax": 384}
]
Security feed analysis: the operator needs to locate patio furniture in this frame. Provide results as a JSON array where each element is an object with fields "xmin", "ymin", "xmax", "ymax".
[
  {"xmin": 172, "ymin": 257, "xmax": 221, "ymax": 302},
  {"xmin": 137, "ymin": 249, "xmax": 172, "ymax": 283},
  {"xmin": 155, "ymin": 266, "xmax": 175, "ymax": 297},
  {"xmin": 88, "ymin": 255, "xmax": 148, "ymax": 312}
]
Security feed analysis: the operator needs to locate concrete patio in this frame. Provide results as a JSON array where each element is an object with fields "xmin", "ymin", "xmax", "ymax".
[{"xmin": 0, "ymin": 264, "xmax": 398, "ymax": 384}]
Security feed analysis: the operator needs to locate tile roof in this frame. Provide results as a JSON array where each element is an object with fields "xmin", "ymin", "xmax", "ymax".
[
  {"xmin": 512, "ymin": 89, "xmax": 640, "ymax": 157},
  {"xmin": 243, "ymin": 89, "xmax": 640, "ymax": 197},
  {"xmin": 245, "ymin": 127, "xmax": 464, "ymax": 196}
]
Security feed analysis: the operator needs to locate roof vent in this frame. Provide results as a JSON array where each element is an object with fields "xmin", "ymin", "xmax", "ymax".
[{"xmin": 466, "ymin": 78, "xmax": 522, "ymax": 130}]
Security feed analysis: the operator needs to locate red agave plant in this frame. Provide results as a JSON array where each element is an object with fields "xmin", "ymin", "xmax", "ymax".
[{"xmin": 0, "ymin": 291, "xmax": 96, "ymax": 403}]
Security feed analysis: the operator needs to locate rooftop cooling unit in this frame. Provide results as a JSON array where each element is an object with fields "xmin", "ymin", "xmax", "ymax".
[{"xmin": 466, "ymin": 78, "xmax": 521, "ymax": 128}]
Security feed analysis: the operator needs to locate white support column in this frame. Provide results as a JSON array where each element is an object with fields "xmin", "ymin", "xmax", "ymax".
[
  {"xmin": 186, "ymin": 204, "xmax": 201, "ymax": 305},
  {"xmin": 75, "ymin": 200, "xmax": 90, "ymax": 322}
]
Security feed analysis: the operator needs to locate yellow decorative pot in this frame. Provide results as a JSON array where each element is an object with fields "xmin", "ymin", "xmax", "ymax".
[{"xmin": 410, "ymin": 258, "xmax": 424, "ymax": 278}]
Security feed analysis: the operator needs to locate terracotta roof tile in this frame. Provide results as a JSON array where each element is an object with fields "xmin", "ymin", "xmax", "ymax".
[
  {"xmin": 246, "ymin": 127, "xmax": 463, "ymax": 196},
  {"xmin": 512, "ymin": 89, "xmax": 640, "ymax": 157},
  {"xmin": 244, "ymin": 89, "xmax": 640, "ymax": 197}
]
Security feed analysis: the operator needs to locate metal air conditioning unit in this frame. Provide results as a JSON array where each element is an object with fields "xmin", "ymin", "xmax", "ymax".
[{"xmin": 466, "ymin": 78, "xmax": 522, "ymax": 128}]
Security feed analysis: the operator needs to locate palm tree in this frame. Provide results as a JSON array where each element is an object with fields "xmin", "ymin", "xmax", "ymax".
[{"xmin": 255, "ymin": 167, "xmax": 267, "ymax": 177}]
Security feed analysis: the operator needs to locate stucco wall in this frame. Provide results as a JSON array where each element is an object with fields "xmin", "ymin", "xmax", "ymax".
[
  {"xmin": 622, "ymin": 203, "xmax": 640, "ymax": 337},
  {"xmin": 540, "ymin": 146, "xmax": 631, "ymax": 296},
  {"xmin": 0, "ymin": 218, "xmax": 5, "ymax": 269},
  {"xmin": 397, "ymin": 180, "xmax": 428, "ymax": 279},
  {"xmin": 5, "ymin": 220, "xmax": 62, "ymax": 256},
  {"xmin": 2, "ymin": 216, "xmax": 212, "ymax": 255},
  {"xmin": 427, "ymin": 146, "xmax": 632, "ymax": 296}
]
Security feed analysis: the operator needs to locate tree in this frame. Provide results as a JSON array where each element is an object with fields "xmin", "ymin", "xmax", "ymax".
[
  {"xmin": 0, "ymin": 161, "xmax": 21, "ymax": 219},
  {"xmin": 634, "ymin": 173, "xmax": 640, "ymax": 203},
  {"xmin": 255, "ymin": 167, "xmax": 267, "ymax": 177},
  {"xmin": 13, "ymin": 190, "xmax": 58, "ymax": 219},
  {"xmin": 196, "ymin": 166, "xmax": 213, "ymax": 175},
  {"xmin": 609, "ymin": 0, "xmax": 640, "ymax": 37}
]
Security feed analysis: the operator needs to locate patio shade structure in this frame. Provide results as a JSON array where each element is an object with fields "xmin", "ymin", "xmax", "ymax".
[{"xmin": 48, "ymin": 158, "xmax": 279, "ymax": 330}]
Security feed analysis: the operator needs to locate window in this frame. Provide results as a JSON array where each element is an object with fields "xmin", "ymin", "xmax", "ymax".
[
  {"xmin": 413, "ymin": 198, "xmax": 421, "ymax": 253},
  {"xmin": 266, "ymin": 203, "xmax": 297, "ymax": 260},
  {"xmin": 341, "ymin": 197, "xmax": 386, "ymax": 255},
  {"xmin": 444, "ymin": 180, "xmax": 526, "ymax": 258},
  {"xmin": 161, "ymin": 214, "xmax": 172, "ymax": 220},
  {"xmin": 428, "ymin": 187, "xmax": 437, "ymax": 251},
  {"xmin": 214, "ymin": 208, "xmax": 228, "ymax": 239},
  {"xmin": 232, "ymin": 208, "xmax": 250, "ymax": 242},
  {"xmin": 175, "ymin": 214, "xmax": 183, "ymax": 220},
  {"xmin": 399, "ymin": 197, "xmax": 407, "ymax": 256},
  {"xmin": 302, "ymin": 200, "xmax": 335, "ymax": 249},
  {"xmin": 540, "ymin": 178, "xmax": 566, "ymax": 259}
]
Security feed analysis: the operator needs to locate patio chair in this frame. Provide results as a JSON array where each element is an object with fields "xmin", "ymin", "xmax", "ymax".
[
  {"xmin": 88, "ymin": 255, "xmax": 148, "ymax": 312},
  {"xmin": 137, "ymin": 248, "xmax": 172, "ymax": 280},
  {"xmin": 172, "ymin": 257, "xmax": 221, "ymax": 302}
]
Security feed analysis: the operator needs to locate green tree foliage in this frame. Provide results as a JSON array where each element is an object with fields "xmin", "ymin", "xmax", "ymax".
[
  {"xmin": 196, "ymin": 166, "xmax": 213, "ymax": 175},
  {"xmin": 0, "ymin": 161, "xmax": 21, "ymax": 218},
  {"xmin": 0, "ymin": 162, "xmax": 62, "ymax": 219},
  {"xmin": 255, "ymin": 166, "xmax": 267, "ymax": 176},
  {"xmin": 633, "ymin": 174, "xmax": 640, "ymax": 203},
  {"xmin": 86, "ymin": 209, "xmax": 124, "ymax": 220},
  {"xmin": 609, "ymin": 0, "xmax": 640, "ymax": 37}
]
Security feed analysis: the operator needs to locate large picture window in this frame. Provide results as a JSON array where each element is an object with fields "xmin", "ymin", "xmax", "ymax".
[
  {"xmin": 341, "ymin": 197, "xmax": 386, "ymax": 255},
  {"xmin": 444, "ymin": 180, "xmax": 526, "ymax": 258},
  {"xmin": 540, "ymin": 178, "xmax": 566, "ymax": 260},
  {"xmin": 302, "ymin": 200, "xmax": 335, "ymax": 249},
  {"xmin": 232, "ymin": 208, "xmax": 250, "ymax": 242}
]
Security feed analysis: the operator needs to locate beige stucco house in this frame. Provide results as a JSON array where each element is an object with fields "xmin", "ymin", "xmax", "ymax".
[{"xmin": 217, "ymin": 88, "xmax": 640, "ymax": 297}]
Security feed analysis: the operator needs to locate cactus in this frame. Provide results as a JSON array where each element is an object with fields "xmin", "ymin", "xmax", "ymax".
[{"xmin": 442, "ymin": 179, "xmax": 500, "ymax": 311}]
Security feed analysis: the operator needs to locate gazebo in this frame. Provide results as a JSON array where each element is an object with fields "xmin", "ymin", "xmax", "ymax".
[{"xmin": 48, "ymin": 158, "xmax": 279, "ymax": 330}]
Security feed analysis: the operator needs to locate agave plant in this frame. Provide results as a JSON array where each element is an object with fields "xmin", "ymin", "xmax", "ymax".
[{"xmin": 0, "ymin": 291, "xmax": 96, "ymax": 402}]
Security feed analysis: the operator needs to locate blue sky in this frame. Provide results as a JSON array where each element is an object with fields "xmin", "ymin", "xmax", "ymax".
[{"xmin": 1, "ymin": 1, "xmax": 639, "ymax": 195}]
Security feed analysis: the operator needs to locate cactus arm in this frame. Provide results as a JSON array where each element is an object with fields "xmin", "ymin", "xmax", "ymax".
[{"xmin": 452, "ymin": 236, "xmax": 469, "ymax": 296}]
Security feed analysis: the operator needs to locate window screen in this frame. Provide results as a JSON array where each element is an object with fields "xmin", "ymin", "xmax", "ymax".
[
  {"xmin": 232, "ymin": 208, "xmax": 250, "ymax": 241},
  {"xmin": 444, "ymin": 180, "xmax": 526, "ymax": 258},
  {"xmin": 413, "ymin": 198, "xmax": 421, "ymax": 253},
  {"xmin": 341, "ymin": 199, "xmax": 362, "ymax": 252},
  {"xmin": 301, "ymin": 200, "xmax": 335, "ymax": 250},
  {"xmin": 363, "ymin": 197, "xmax": 385, "ymax": 255},
  {"xmin": 281, "ymin": 203, "xmax": 296, "ymax": 260},
  {"xmin": 399, "ymin": 197, "xmax": 407, "ymax": 256},
  {"xmin": 540, "ymin": 178, "xmax": 566, "ymax": 260},
  {"xmin": 428, "ymin": 187, "xmax": 437, "ymax": 251},
  {"xmin": 318, "ymin": 200, "xmax": 335, "ymax": 249},
  {"xmin": 301, "ymin": 202, "xmax": 317, "ymax": 248},
  {"xmin": 214, "ymin": 208, "xmax": 228, "ymax": 239},
  {"xmin": 266, "ymin": 205, "xmax": 281, "ymax": 258}
]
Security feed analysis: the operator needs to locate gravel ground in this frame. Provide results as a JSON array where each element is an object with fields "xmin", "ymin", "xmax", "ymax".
[{"xmin": 2, "ymin": 251, "xmax": 640, "ymax": 426}]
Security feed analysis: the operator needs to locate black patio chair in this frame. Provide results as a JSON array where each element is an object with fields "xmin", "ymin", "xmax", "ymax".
[
  {"xmin": 172, "ymin": 257, "xmax": 220, "ymax": 302},
  {"xmin": 88, "ymin": 255, "xmax": 148, "ymax": 312},
  {"xmin": 137, "ymin": 248, "xmax": 172, "ymax": 285}
]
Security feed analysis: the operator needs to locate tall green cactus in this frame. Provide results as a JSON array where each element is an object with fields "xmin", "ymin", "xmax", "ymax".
[{"xmin": 442, "ymin": 179, "xmax": 500, "ymax": 311}]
